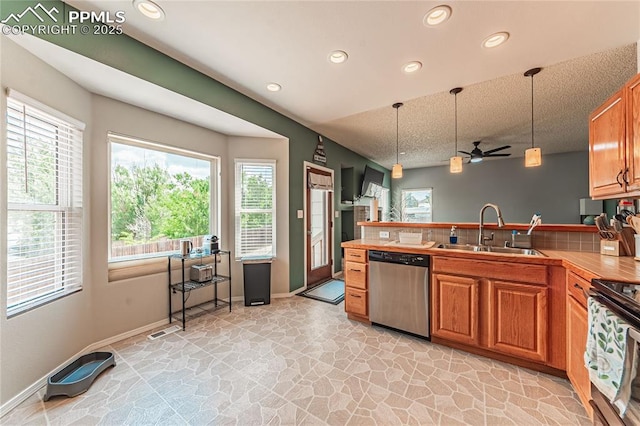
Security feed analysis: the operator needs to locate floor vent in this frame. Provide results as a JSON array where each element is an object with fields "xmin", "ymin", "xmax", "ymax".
[{"xmin": 147, "ymin": 325, "xmax": 181, "ymax": 340}]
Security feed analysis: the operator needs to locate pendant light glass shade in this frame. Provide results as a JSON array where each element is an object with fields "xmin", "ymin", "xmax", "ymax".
[
  {"xmin": 392, "ymin": 163, "xmax": 403, "ymax": 179},
  {"xmin": 449, "ymin": 87, "xmax": 463, "ymax": 173},
  {"xmin": 450, "ymin": 156, "xmax": 463, "ymax": 173},
  {"xmin": 392, "ymin": 102, "xmax": 403, "ymax": 179},
  {"xmin": 525, "ymin": 147, "xmax": 542, "ymax": 167},
  {"xmin": 524, "ymin": 68, "xmax": 542, "ymax": 168}
]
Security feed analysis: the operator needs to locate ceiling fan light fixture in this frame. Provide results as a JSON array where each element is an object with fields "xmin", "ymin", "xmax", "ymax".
[
  {"xmin": 133, "ymin": 0, "xmax": 165, "ymax": 20},
  {"xmin": 392, "ymin": 102, "xmax": 404, "ymax": 179},
  {"xmin": 450, "ymin": 156, "xmax": 463, "ymax": 173},
  {"xmin": 328, "ymin": 50, "xmax": 348, "ymax": 64},
  {"xmin": 470, "ymin": 156, "xmax": 483, "ymax": 163},
  {"xmin": 423, "ymin": 5, "xmax": 452, "ymax": 26},
  {"xmin": 482, "ymin": 32, "xmax": 509, "ymax": 48},
  {"xmin": 524, "ymin": 67, "xmax": 542, "ymax": 168}
]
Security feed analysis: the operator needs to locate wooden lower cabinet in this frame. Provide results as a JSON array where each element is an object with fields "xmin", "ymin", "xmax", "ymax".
[
  {"xmin": 487, "ymin": 280, "xmax": 548, "ymax": 362},
  {"xmin": 344, "ymin": 248, "xmax": 369, "ymax": 323},
  {"xmin": 567, "ymin": 296, "xmax": 592, "ymax": 418},
  {"xmin": 431, "ymin": 256, "xmax": 556, "ymax": 368},
  {"xmin": 345, "ymin": 287, "xmax": 367, "ymax": 317},
  {"xmin": 432, "ymin": 274, "xmax": 480, "ymax": 345},
  {"xmin": 566, "ymin": 269, "xmax": 594, "ymax": 419}
]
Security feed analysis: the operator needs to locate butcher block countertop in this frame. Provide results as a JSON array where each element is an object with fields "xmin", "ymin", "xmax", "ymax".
[{"xmin": 342, "ymin": 239, "xmax": 640, "ymax": 283}]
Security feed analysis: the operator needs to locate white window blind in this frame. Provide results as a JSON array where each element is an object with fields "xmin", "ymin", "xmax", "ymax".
[
  {"xmin": 5, "ymin": 94, "xmax": 84, "ymax": 316},
  {"xmin": 235, "ymin": 160, "xmax": 276, "ymax": 258}
]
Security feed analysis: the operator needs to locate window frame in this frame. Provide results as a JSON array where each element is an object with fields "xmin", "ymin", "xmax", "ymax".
[
  {"xmin": 107, "ymin": 132, "xmax": 220, "ymax": 264},
  {"xmin": 4, "ymin": 89, "xmax": 85, "ymax": 317},
  {"xmin": 399, "ymin": 188, "xmax": 433, "ymax": 223},
  {"xmin": 234, "ymin": 159, "xmax": 277, "ymax": 260}
]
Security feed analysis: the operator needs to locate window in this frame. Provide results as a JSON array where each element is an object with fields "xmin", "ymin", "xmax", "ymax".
[
  {"xmin": 398, "ymin": 188, "xmax": 432, "ymax": 223},
  {"xmin": 109, "ymin": 134, "xmax": 218, "ymax": 261},
  {"xmin": 5, "ymin": 91, "xmax": 84, "ymax": 315},
  {"xmin": 235, "ymin": 160, "xmax": 276, "ymax": 258}
]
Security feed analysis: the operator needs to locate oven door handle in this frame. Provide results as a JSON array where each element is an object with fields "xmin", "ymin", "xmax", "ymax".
[{"xmin": 589, "ymin": 399, "xmax": 609, "ymax": 425}]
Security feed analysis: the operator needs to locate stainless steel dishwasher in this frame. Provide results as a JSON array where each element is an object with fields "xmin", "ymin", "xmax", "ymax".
[{"xmin": 368, "ymin": 250, "xmax": 430, "ymax": 338}]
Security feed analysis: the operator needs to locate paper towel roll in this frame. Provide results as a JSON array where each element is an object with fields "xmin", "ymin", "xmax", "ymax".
[{"xmin": 370, "ymin": 198, "xmax": 379, "ymax": 222}]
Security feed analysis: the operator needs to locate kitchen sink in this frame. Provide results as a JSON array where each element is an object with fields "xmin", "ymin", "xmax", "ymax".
[{"xmin": 437, "ymin": 243, "xmax": 545, "ymax": 257}]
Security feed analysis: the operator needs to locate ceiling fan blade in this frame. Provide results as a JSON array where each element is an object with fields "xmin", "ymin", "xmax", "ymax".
[
  {"xmin": 458, "ymin": 151, "xmax": 472, "ymax": 156},
  {"xmin": 483, "ymin": 145, "xmax": 511, "ymax": 155},
  {"xmin": 484, "ymin": 153, "xmax": 511, "ymax": 157}
]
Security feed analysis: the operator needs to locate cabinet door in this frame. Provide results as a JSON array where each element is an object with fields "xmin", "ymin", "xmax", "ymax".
[
  {"xmin": 567, "ymin": 296, "xmax": 593, "ymax": 419},
  {"xmin": 487, "ymin": 280, "xmax": 548, "ymax": 362},
  {"xmin": 626, "ymin": 73, "xmax": 640, "ymax": 192},
  {"xmin": 589, "ymin": 88, "xmax": 627, "ymax": 199},
  {"xmin": 432, "ymin": 274, "xmax": 480, "ymax": 346}
]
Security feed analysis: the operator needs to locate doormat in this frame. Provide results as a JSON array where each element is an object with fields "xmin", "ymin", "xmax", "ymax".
[{"xmin": 299, "ymin": 279, "xmax": 345, "ymax": 305}]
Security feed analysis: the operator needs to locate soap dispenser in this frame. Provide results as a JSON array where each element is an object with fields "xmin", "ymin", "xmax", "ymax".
[{"xmin": 449, "ymin": 226, "xmax": 458, "ymax": 244}]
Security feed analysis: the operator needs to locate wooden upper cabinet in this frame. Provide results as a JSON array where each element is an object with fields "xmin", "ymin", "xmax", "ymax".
[
  {"xmin": 432, "ymin": 273, "xmax": 480, "ymax": 346},
  {"xmin": 486, "ymin": 280, "xmax": 548, "ymax": 363},
  {"xmin": 626, "ymin": 73, "xmax": 640, "ymax": 192},
  {"xmin": 589, "ymin": 88, "xmax": 627, "ymax": 198},
  {"xmin": 589, "ymin": 72, "xmax": 640, "ymax": 199}
]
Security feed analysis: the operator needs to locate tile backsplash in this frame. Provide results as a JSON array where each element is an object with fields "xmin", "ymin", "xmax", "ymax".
[{"xmin": 361, "ymin": 226, "xmax": 599, "ymax": 253}]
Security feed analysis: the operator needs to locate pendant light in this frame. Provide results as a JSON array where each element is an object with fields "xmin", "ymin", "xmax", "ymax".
[
  {"xmin": 524, "ymin": 67, "xmax": 542, "ymax": 167},
  {"xmin": 449, "ymin": 87, "xmax": 463, "ymax": 173},
  {"xmin": 391, "ymin": 102, "xmax": 404, "ymax": 179}
]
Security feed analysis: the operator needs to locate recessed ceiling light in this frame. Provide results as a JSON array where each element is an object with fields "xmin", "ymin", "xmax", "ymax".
[
  {"xmin": 482, "ymin": 32, "xmax": 510, "ymax": 48},
  {"xmin": 402, "ymin": 61, "xmax": 422, "ymax": 74},
  {"xmin": 133, "ymin": 0, "xmax": 165, "ymax": 20},
  {"xmin": 400, "ymin": 151, "xmax": 406, "ymax": 155},
  {"xmin": 423, "ymin": 5, "xmax": 452, "ymax": 26},
  {"xmin": 266, "ymin": 83, "xmax": 282, "ymax": 92},
  {"xmin": 328, "ymin": 50, "xmax": 348, "ymax": 64}
]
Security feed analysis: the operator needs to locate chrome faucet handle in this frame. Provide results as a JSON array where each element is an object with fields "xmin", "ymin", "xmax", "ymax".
[{"xmin": 483, "ymin": 232, "xmax": 494, "ymax": 243}]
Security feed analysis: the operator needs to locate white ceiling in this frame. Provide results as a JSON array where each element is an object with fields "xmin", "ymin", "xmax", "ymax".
[
  {"xmin": 8, "ymin": 33, "xmax": 281, "ymax": 139},
  {"xmin": 61, "ymin": 0, "xmax": 640, "ymax": 169}
]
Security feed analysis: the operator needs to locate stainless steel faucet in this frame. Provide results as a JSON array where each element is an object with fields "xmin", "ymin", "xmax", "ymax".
[{"xmin": 478, "ymin": 203, "xmax": 505, "ymax": 246}]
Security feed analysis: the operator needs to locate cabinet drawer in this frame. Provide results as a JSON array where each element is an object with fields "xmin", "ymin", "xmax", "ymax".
[
  {"xmin": 345, "ymin": 248, "xmax": 367, "ymax": 263},
  {"xmin": 345, "ymin": 288, "xmax": 367, "ymax": 317},
  {"xmin": 432, "ymin": 256, "xmax": 547, "ymax": 285},
  {"xmin": 567, "ymin": 270, "xmax": 592, "ymax": 309},
  {"xmin": 345, "ymin": 261, "xmax": 367, "ymax": 289}
]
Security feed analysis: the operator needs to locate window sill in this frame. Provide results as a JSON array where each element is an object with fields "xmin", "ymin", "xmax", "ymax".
[
  {"xmin": 108, "ymin": 255, "xmax": 221, "ymax": 282},
  {"xmin": 7, "ymin": 287, "xmax": 82, "ymax": 318}
]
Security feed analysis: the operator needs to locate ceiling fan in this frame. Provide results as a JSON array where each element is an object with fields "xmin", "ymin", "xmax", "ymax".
[{"xmin": 459, "ymin": 141, "xmax": 511, "ymax": 163}]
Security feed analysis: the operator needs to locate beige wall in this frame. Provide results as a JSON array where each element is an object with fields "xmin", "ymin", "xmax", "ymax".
[
  {"xmin": 0, "ymin": 39, "xmax": 290, "ymax": 409},
  {"xmin": 227, "ymin": 137, "xmax": 290, "ymax": 297},
  {"xmin": 90, "ymin": 95, "xmax": 230, "ymax": 342},
  {"xmin": 0, "ymin": 37, "xmax": 94, "ymax": 404}
]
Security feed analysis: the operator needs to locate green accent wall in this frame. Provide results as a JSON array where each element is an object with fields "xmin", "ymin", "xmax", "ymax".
[{"xmin": 1, "ymin": 0, "xmax": 389, "ymax": 291}]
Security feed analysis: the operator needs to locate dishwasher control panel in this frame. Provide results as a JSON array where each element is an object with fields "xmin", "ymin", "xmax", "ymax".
[{"xmin": 369, "ymin": 250, "xmax": 429, "ymax": 267}]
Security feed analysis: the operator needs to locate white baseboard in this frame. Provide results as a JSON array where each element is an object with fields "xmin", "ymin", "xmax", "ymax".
[{"xmin": 0, "ymin": 318, "xmax": 168, "ymax": 419}]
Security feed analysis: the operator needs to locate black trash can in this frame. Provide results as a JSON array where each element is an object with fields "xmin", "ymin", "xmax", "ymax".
[{"xmin": 242, "ymin": 258, "xmax": 272, "ymax": 306}]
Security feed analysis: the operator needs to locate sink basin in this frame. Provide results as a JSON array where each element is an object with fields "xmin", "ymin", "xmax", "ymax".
[{"xmin": 437, "ymin": 243, "xmax": 544, "ymax": 257}]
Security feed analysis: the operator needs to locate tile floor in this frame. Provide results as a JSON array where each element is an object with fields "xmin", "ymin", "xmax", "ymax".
[{"xmin": 3, "ymin": 297, "xmax": 590, "ymax": 425}]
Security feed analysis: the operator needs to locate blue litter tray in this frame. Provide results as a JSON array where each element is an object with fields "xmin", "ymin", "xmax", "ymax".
[{"xmin": 43, "ymin": 351, "xmax": 115, "ymax": 401}]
